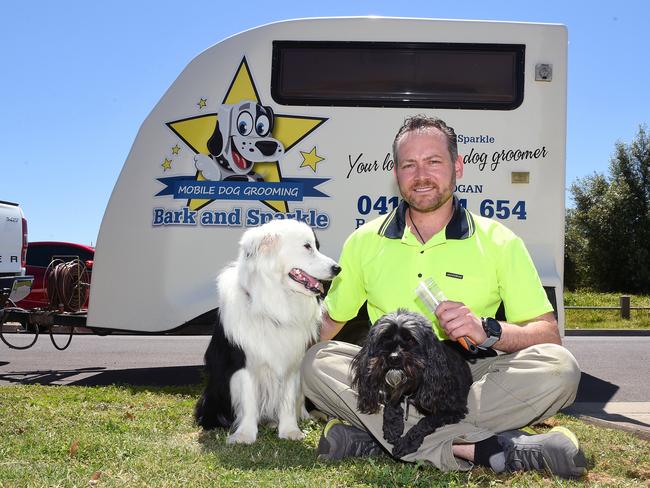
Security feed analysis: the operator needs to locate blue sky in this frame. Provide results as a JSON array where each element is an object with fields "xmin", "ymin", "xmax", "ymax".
[{"xmin": 2, "ymin": 1, "xmax": 648, "ymax": 245}]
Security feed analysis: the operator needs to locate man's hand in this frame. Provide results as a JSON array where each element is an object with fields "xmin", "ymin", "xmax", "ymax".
[
  {"xmin": 435, "ymin": 302, "xmax": 561, "ymax": 353},
  {"xmin": 435, "ymin": 301, "xmax": 487, "ymax": 346}
]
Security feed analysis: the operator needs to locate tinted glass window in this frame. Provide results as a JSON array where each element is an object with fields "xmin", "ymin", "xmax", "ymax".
[
  {"xmin": 272, "ymin": 41, "xmax": 525, "ymax": 110},
  {"xmin": 27, "ymin": 244, "xmax": 93, "ymax": 267},
  {"xmin": 26, "ymin": 246, "xmax": 51, "ymax": 267}
]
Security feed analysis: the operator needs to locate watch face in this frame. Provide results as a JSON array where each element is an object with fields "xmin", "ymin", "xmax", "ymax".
[{"xmin": 485, "ymin": 318, "xmax": 502, "ymax": 337}]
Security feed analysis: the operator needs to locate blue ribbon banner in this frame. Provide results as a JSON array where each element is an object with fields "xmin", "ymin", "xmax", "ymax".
[{"xmin": 155, "ymin": 177, "xmax": 329, "ymax": 201}]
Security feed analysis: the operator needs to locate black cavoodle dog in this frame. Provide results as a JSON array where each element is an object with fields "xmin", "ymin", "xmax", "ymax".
[{"xmin": 351, "ymin": 309, "xmax": 474, "ymax": 458}]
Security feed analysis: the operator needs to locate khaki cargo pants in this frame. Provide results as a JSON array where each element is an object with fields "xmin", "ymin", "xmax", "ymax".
[{"xmin": 301, "ymin": 341, "xmax": 581, "ymax": 471}]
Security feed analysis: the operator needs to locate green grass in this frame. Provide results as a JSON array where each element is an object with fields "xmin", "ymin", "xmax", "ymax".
[
  {"xmin": 564, "ymin": 290, "xmax": 650, "ymax": 330},
  {"xmin": 1, "ymin": 385, "xmax": 648, "ymax": 487}
]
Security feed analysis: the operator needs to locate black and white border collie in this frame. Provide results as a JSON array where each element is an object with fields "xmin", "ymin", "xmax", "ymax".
[{"xmin": 194, "ymin": 219, "xmax": 340, "ymax": 443}]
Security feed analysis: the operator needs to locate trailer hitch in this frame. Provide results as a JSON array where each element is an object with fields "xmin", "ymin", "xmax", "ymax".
[{"xmin": 0, "ymin": 308, "xmax": 87, "ymax": 351}]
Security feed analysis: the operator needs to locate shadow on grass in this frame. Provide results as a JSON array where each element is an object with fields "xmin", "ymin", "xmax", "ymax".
[
  {"xmin": 0, "ymin": 364, "xmax": 204, "ymax": 387},
  {"xmin": 197, "ymin": 430, "xmax": 509, "ymax": 487},
  {"xmin": 194, "ymin": 424, "xmax": 473, "ymax": 487},
  {"xmin": 195, "ymin": 424, "xmax": 324, "ymax": 470},
  {"xmin": 192, "ymin": 422, "xmax": 502, "ymax": 487}
]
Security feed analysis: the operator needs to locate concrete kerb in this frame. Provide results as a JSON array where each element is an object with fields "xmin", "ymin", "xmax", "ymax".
[
  {"xmin": 565, "ymin": 329, "xmax": 650, "ymax": 336},
  {"xmin": 562, "ymin": 330, "xmax": 650, "ymax": 440},
  {"xmin": 562, "ymin": 402, "xmax": 650, "ymax": 441}
]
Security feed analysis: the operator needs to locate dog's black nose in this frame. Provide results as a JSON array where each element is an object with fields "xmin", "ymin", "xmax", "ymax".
[
  {"xmin": 255, "ymin": 140, "xmax": 279, "ymax": 156},
  {"xmin": 331, "ymin": 264, "xmax": 342, "ymax": 276}
]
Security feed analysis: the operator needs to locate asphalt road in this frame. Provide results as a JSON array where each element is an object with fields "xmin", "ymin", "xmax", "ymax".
[
  {"xmin": 0, "ymin": 334, "xmax": 210, "ymax": 386},
  {"xmin": 0, "ymin": 334, "xmax": 647, "ymax": 405},
  {"xmin": 563, "ymin": 336, "xmax": 649, "ymax": 403}
]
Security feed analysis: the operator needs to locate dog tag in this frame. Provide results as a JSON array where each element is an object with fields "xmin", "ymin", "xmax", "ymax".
[{"xmin": 385, "ymin": 369, "xmax": 406, "ymax": 388}]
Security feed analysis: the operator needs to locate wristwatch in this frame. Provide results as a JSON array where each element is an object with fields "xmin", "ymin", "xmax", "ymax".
[{"xmin": 478, "ymin": 317, "xmax": 502, "ymax": 350}]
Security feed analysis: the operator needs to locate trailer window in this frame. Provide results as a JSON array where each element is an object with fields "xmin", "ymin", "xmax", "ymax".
[{"xmin": 272, "ymin": 41, "xmax": 525, "ymax": 110}]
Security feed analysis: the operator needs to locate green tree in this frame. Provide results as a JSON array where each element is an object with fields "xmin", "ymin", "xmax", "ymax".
[{"xmin": 566, "ymin": 125, "xmax": 650, "ymax": 292}]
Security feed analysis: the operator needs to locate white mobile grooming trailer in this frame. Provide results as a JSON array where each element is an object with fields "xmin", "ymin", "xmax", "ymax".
[{"xmin": 88, "ymin": 17, "xmax": 567, "ymax": 334}]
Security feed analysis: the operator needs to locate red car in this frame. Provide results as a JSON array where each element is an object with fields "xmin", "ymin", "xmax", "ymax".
[{"xmin": 15, "ymin": 241, "xmax": 95, "ymax": 310}]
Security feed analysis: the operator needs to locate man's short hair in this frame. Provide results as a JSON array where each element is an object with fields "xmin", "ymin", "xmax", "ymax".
[{"xmin": 392, "ymin": 115, "xmax": 458, "ymax": 166}]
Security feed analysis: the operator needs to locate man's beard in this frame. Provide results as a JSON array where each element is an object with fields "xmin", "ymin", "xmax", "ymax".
[{"xmin": 399, "ymin": 175, "xmax": 455, "ymax": 213}]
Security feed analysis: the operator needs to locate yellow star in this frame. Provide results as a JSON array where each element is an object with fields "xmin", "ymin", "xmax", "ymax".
[
  {"xmin": 171, "ymin": 144, "xmax": 181, "ymax": 155},
  {"xmin": 300, "ymin": 147, "xmax": 324, "ymax": 172},
  {"xmin": 167, "ymin": 58, "xmax": 327, "ymax": 213},
  {"xmin": 161, "ymin": 158, "xmax": 172, "ymax": 171},
  {"xmin": 197, "ymin": 98, "xmax": 207, "ymax": 109}
]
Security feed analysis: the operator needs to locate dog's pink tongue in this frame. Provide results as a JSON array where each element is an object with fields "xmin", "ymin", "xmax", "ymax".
[
  {"xmin": 304, "ymin": 272, "xmax": 324, "ymax": 294},
  {"xmin": 232, "ymin": 148, "xmax": 248, "ymax": 169},
  {"xmin": 290, "ymin": 268, "xmax": 324, "ymax": 294}
]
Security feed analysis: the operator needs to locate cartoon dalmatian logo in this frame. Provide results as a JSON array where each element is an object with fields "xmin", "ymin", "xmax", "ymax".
[{"xmin": 194, "ymin": 101, "xmax": 284, "ymax": 181}]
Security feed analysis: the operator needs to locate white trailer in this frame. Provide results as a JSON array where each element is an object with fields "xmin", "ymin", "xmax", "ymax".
[{"xmin": 87, "ymin": 17, "xmax": 567, "ymax": 333}]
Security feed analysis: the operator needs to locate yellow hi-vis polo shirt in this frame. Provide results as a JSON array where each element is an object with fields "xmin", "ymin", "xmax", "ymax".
[{"xmin": 325, "ymin": 197, "xmax": 553, "ymax": 339}]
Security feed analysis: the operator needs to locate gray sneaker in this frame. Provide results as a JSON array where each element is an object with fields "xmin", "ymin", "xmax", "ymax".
[
  {"xmin": 499, "ymin": 427, "xmax": 587, "ymax": 479},
  {"xmin": 317, "ymin": 419, "xmax": 384, "ymax": 461}
]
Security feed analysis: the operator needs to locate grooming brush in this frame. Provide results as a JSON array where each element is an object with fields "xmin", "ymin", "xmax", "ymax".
[{"xmin": 415, "ymin": 278, "xmax": 478, "ymax": 354}]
